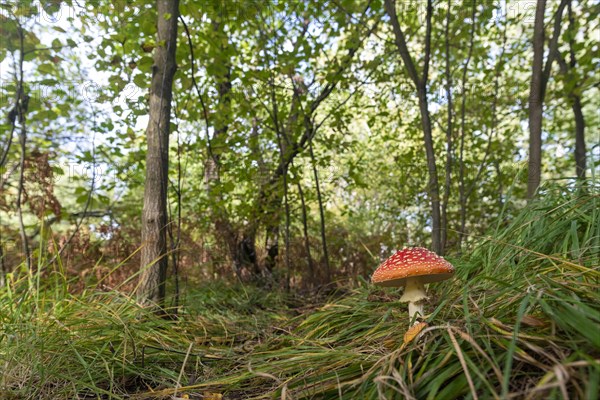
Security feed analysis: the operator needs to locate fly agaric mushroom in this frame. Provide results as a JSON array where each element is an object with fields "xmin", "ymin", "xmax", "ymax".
[{"xmin": 371, "ymin": 247, "xmax": 455, "ymax": 325}]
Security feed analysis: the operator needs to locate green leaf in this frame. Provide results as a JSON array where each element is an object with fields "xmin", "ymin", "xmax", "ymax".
[
  {"xmin": 133, "ymin": 74, "xmax": 148, "ymax": 88},
  {"xmin": 76, "ymin": 193, "xmax": 89, "ymax": 205},
  {"xmin": 97, "ymin": 194, "xmax": 110, "ymax": 205},
  {"xmin": 37, "ymin": 63, "xmax": 55, "ymax": 74},
  {"xmin": 136, "ymin": 56, "xmax": 153, "ymax": 73},
  {"xmin": 39, "ymin": 78, "xmax": 58, "ymax": 86}
]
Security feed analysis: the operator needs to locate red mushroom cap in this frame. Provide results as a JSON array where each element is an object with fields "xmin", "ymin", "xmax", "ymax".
[{"xmin": 371, "ymin": 247, "xmax": 455, "ymax": 287}]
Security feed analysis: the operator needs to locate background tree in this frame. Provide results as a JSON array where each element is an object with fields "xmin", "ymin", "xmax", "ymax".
[
  {"xmin": 384, "ymin": 0, "xmax": 442, "ymax": 254},
  {"xmin": 554, "ymin": 0, "xmax": 590, "ymax": 181},
  {"xmin": 527, "ymin": 0, "xmax": 568, "ymax": 199},
  {"xmin": 138, "ymin": 0, "xmax": 179, "ymax": 306}
]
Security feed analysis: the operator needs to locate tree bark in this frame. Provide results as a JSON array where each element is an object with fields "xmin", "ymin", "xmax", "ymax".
[
  {"xmin": 567, "ymin": 2, "xmax": 585, "ymax": 180},
  {"xmin": 555, "ymin": 51, "xmax": 587, "ymax": 180},
  {"xmin": 138, "ymin": 0, "xmax": 179, "ymax": 307},
  {"xmin": 384, "ymin": 0, "xmax": 441, "ymax": 254},
  {"xmin": 527, "ymin": 0, "xmax": 568, "ymax": 198},
  {"xmin": 441, "ymin": 1, "xmax": 453, "ymax": 255},
  {"xmin": 527, "ymin": 0, "xmax": 546, "ymax": 199},
  {"xmin": 296, "ymin": 179, "xmax": 316, "ymax": 286},
  {"xmin": 458, "ymin": 0, "xmax": 477, "ymax": 252},
  {"xmin": 573, "ymin": 96, "xmax": 586, "ymax": 180},
  {"xmin": 310, "ymin": 140, "xmax": 331, "ymax": 284}
]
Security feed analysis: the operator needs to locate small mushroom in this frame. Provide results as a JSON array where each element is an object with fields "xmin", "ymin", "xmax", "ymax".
[{"xmin": 371, "ymin": 247, "xmax": 455, "ymax": 325}]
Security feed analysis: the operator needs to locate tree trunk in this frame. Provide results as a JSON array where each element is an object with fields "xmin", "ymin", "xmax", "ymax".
[
  {"xmin": 457, "ymin": 0, "xmax": 477, "ymax": 252},
  {"xmin": 573, "ymin": 95, "xmax": 586, "ymax": 179},
  {"xmin": 441, "ymin": 1, "xmax": 453, "ymax": 255},
  {"xmin": 385, "ymin": 0, "xmax": 441, "ymax": 254},
  {"xmin": 200, "ymin": 20, "xmax": 259, "ymax": 279},
  {"xmin": 296, "ymin": 180, "xmax": 316, "ymax": 286},
  {"xmin": 310, "ymin": 140, "xmax": 331, "ymax": 284},
  {"xmin": 555, "ymin": 49, "xmax": 587, "ymax": 181},
  {"xmin": 235, "ymin": 233, "xmax": 259, "ymax": 278},
  {"xmin": 417, "ymin": 89, "xmax": 442, "ymax": 255},
  {"xmin": 527, "ymin": 0, "xmax": 546, "ymax": 199},
  {"xmin": 567, "ymin": 1, "xmax": 586, "ymax": 180},
  {"xmin": 527, "ymin": 0, "xmax": 568, "ymax": 198},
  {"xmin": 138, "ymin": 0, "xmax": 179, "ymax": 307}
]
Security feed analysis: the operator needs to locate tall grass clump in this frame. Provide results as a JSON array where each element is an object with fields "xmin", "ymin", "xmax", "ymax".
[
  {"xmin": 0, "ymin": 262, "xmax": 289, "ymax": 399},
  {"xmin": 0, "ymin": 267, "xmax": 193, "ymax": 399},
  {"xmin": 200, "ymin": 183, "xmax": 599, "ymax": 399}
]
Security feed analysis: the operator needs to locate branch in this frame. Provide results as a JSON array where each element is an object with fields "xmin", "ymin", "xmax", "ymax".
[
  {"xmin": 422, "ymin": 0, "xmax": 433, "ymax": 83},
  {"xmin": 383, "ymin": 0, "xmax": 420, "ymax": 87},
  {"xmin": 314, "ymin": 62, "xmax": 379, "ymax": 133},
  {"xmin": 12, "ymin": 18, "xmax": 30, "ymax": 269},
  {"xmin": 254, "ymin": 7, "xmax": 380, "ymax": 224},
  {"xmin": 23, "ymin": 45, "xmax": 68, "ymax": 55},
  {"xmin": 541, "ymin": 0, "xmax": 569, "ymax": 97},
  {"xmin": 179, "ymin": 16, "xmax": 213, "ymax": 160},
  {"xmin": 28, "ymin": 210, "xmax": 113, "ymax": 240}
]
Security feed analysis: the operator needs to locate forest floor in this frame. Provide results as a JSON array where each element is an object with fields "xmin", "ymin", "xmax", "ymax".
[{"xmin": 1, "ymin": 186, "xmax": 599, "ymax": 399}]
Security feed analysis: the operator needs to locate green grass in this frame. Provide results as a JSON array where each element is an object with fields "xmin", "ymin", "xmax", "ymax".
[
  {"xmin": 195, "ymin": 183, "xmax": 600, "ymax": 399},
  {"xmin": 0, "ymin": 273, "xmax": 289, "ymax": 399},
  {"xmin": 1, "ymin": 182, "xmax": 599, "ymax": 399}
]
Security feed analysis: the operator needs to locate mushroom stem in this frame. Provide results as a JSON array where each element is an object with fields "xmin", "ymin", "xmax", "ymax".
[
  {"xmin": 400, "ymin": 278, "xmax": 427, "ymax": 325},
  {"xmin": 408, "ymin": 301, "xmax": 425, "ymax": 325}
]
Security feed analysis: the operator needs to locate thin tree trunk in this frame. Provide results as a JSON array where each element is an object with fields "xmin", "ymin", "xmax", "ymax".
[
  {"xmin": 310, "ymin": 140, "xmax": 331, "ymax": 284},
  {"xmin": 458, "ymin": 0, "xmax": 477, "ymax": 252},
  {"xmin": 138, "ymin": 0, "xmax": 179, "ymax": 307},
  {"xmin": 282, "ymin": 163, "xmax": 291, "ymax": 291},
  {"xmin": 13, "ymin": 25, "xmax": 30, "ymax": 269},
  {"xmin": 263, "ymin": 70, "xmax": 285, "ymax": 278},
  {"xmin": 441, "ymin": 1, "xmax": 453, "ymax": 255},
  {"xmin": 460, "ymin": 14, "xmax": 506, "ymax": 251},
  {"xmin": 528, "ymin": 0, "xmax": 568, "ymax": 199},
  {"xmin": 573, "ymin": 95, "xmax": 586, "ymax": 179},
  {"xmin": 274, "ymin": 100, "xmax": 292, "ymax": 289},
  {"xmin": 0, "ymin": 236, "xmax": 5, "ymax": 287},
  {"xmin": 17, "ymin": 101, "xmax": 29, "ymax": 270},
  {"xmin": 567, "ymin": 2, "xmax": 585, "ymax": 180},
  {"xmin": 495, "ymin": 160, "xmax": 504, "ymax": 209},
  {"xmin": 384, "ymin": 0, "xmax": 441, "ymax": 254},
  {"xmin": 264, "ymin": 225, "xmax": 279, "ymax": 276},
  {"xmin": 196, "ymin": 18, "xmax": 256, "ymax": 279},
  {"xmin": 527, "ymin": 0, "xmax": 547, "ymax": 199},
  {"xmin": 167, "ymin": 125, "xmax": 182, "ymax": 313},
  {"xmin": 296, "ymin": 179, "xmax": 316, "ymax": 286},
  {"xmin": 417, "ymin": 90, "xmax": 442, "ymax": 255},
  {"xmin": 555, "ymin": 51, "xmax": 586, "ymax": 180}
]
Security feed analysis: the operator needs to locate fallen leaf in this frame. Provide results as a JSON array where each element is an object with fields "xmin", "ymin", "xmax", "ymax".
[
  {"xmin": 521, "ymin": 314, "xmax": 546, "ymax": 327},
  {"xmin": 403, "ymin": 322, "xmax": 428, "ymax": 344}
]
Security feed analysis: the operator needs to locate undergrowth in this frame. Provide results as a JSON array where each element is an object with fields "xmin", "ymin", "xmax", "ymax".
[
  {"xmin": 190, "ymin": 184, "xmax": 600, "ymax": 399},
  {"xmin": 0, "ymin": 276, "xmax": 288, "ymax": 399},
  {"xmin": 1, "ymin": 183, "xmax": 599, "ymax": 399}
]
